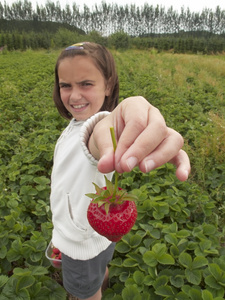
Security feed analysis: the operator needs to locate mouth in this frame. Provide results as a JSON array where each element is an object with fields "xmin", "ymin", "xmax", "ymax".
[
  {"xmin": 72, "ymin": 104, "xmax": 88, "ymax": 109},
  {"xmin": 71, "ymin": 103, "xmax": 89, "ymax": 112}
]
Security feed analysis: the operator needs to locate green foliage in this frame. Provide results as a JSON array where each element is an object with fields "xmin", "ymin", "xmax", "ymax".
[
  {"xmin": 0, "ymin": 50, "xmax": 68, "ymax": 298},
  {"xmin": 53, "ymin": 28, "xmax": 84, "ymax": 48},
  {"xmin": 0, "ymin": 18, "xmax": 224, "ymax": 53},
  {"xmin": 103, "ymin": 167, "xmax": 225, "ymax": 299},
  {"xmin": 0, "ymin": 49, "xmax": 224, "ymax": 298},
  {"xmin": 0, "ymin": 19, "xmax": 85, "ymax": 34},
  {"xmin": 108, "ymin": 31, "xmax": 130, "ymax": 50}
]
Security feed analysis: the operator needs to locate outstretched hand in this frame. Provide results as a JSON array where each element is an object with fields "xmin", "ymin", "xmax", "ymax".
[{"xmin": 89, "ymin": 97, "xmax": 190, "ymax": 181}]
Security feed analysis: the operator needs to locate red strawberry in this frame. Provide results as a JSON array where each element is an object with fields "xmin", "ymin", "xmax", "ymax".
[
  {"xmin": 52, "ymin": 258, "xmax": 61, "ymax": 268},
  {"xmin": 53, "ymin": 247, "xmax": 60, "ymax": 255},
  {"xmin": 50, "ymin": 247, "xmax": 62, "ymax": 268},
  {"xmin": 86, "ymin": 176, "xmax": 137, "ymax": 242}
]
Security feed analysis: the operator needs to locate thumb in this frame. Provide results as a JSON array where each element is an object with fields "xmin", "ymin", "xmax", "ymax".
[
  {"xmin": 97, "ymin": 148, "xmax": 115, "ymax": 174},
  {"xmin": 90, "ymin": 115, "xmax": 115, "ymax": 173}
]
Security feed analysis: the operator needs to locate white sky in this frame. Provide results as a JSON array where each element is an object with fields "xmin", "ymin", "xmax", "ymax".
[{"xmin": 6, "ymin": 0, "xmax": 225, "ymax": 12}]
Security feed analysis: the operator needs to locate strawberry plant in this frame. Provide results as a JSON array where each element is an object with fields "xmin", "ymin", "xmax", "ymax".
[
  {"xmin": 0, "ymin": 49, "xmax": 224, "ymax": 299},
  {"xmin": 102, "ymin": 166, "xmax": 225, "ymax": 299}
]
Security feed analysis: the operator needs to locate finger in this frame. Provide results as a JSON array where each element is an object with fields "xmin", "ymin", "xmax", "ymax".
[
  {"xmin": 115, "ymin": 106, "xmax": 167, "ymax": 173},
  {"xmin": 137, "ymin": 128, "xmax": 184, "ymax": 173},
  {"xmin": 170, "ymin": 150, "xmax": 191, "ymax": 181}
]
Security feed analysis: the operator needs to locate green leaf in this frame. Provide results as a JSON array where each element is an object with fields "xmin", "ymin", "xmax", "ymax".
[
  {"xmin": 143, "ymin": 275, "xmax": 154, "ymax": 286},
  {"xmin": 16, "ymin": 275, "xmax": 35, "ymax": 292},
  {"xmin": 0, "ymin": 275, "xmax": 9, "ymax": 289},
  {"xmin": 202, "ymin": 224, "xmax": 217, "ymax": 235},
  {"xmin": 165, "ymin": 233, "xmax": 178, "ymax": 245},
  {"xmin": 192, "ymin": 256, "xmax": 208, "ymax": 269},
  {"xmin": 208, "ymin": 263, "xmax": 222, "ymax": 281},
  {"xmin": 152, "ymin": 185, "xmax": 160, "ymax": 193},
  {"xmin": 155, "ymin": 285, "xmax": 175, "ymax": 296},
  {"xmin": 179, "ymin": 252, "xmax": 192, "ymax": 269},
  {"xmin": 133, "ymin": 271, "xmax": 145, "ymax": 285},
  {"xmin": 177, "ymin": 229, "xmax": 191, "ymax": 238},
  {"xmin": 152, "ymin": 243, "xmax": 167, "ymax": 256},
  {"xmin": 122, "ymin": 285, "xmax": 142, "ymax": 300},
  {"xmin": 170, "ymin": 275, "xmax": 184, "ymax": 288},
  {"xmin": 123, "ymin": 258, "xmax": 138, "ymax": 267},
  {"xmin": 110, "ymin": 257, "xmax": 123, "ymax": 267},
  {"xmin": 185, "ymin": 269, "xmax": 202, "ymax": 285},
  {"xmin": 157, "ymin": 253, "xmax": 175, "ymax": 265},
  {"xmin": 143, "ymin": 251, "xmax": 157, "ymax": 267},
  {"xmin": 13, "ymin": 268, "xmax": 32, "ymax": 277},
  {"xmin": 188, "ymin": 287, "xmax": 202, "ymax": 300},
  {"xmin": 149, "ymin": 229, "xmax": 161, "ymax": 239},
  {"xmin": 129, "ymin": 235, "xmax": 142, "ymax": 247},
  {"xmin": 176, "ymin": 291, "xmax": 190, "ymax": 300},
  {"xmin": 205, "ymin": 275, "xmax": 222, "ymax": 289},
  {"xmin": 115, "ymin": 241, "xmax": 131, "ymax": 253},
  {"xmin": 30, "ymin": 266, "xmax": 49, "ymax": 276},
  {"xmin": 202, "ymin": 290, "xmax": 214, "ymax": 300},
  {"xmin": 119, "ymin": 272, "xmax": 129, "ymax": 282},
  {"xmin": 49, "ymin": 286, "xmax": 67, "ymax": 299},
  {"xmin": 170, "ymin": 245, "xmax": 179, "ymax": 257},
  {"xmin": 0, "ymin": 245, "xmax": 7, "ymax": 259},
  {"xmin": 153, "ymin": 275, "xmax": 168, "ymax": 289},
  {"xmin": 126, "ymin": 253, "xmax": 143, "ymax": 264},
  {"xmin": 33, "ymin": 176, "xmax": 50, "ymax": 185}
]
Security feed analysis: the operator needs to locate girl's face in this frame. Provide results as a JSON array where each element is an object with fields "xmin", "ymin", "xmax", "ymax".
[{"xmin": 58, "ymin": 55, "xmax": 110, "ymax": 121}]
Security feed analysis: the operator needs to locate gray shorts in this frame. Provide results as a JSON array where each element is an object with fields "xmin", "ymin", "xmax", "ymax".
[{"xmin": 61, "ymin": 243, "xmax": 115, "ymax": 299}]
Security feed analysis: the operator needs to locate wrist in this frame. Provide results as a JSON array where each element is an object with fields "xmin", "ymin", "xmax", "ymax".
[{"xmin": 80, "ymin": 112, "xmax": 110, "ymax": 164}]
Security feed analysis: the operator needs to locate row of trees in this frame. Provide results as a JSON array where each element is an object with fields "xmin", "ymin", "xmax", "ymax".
[
  {"xmin": 0, "ymin": 0, "xmax": 225, "ymax": 36},
  {"xmin": 1, "ymin": 29, "xmax": 224, "ymax": 54}
]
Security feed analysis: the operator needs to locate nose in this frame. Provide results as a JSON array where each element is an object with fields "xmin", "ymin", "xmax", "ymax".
[{"xmin": 70, "ymin": 86, "xmax": 82, "ymax": 101}]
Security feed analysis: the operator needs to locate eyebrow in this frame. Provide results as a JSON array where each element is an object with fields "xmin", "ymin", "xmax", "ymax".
[
  {"xmin": 59, "ymin": 79, "xmax": 95, "ymax": 85},
  {"xmin": 59, "ymin": 81, "xmax": 70, "ymax": 86}
]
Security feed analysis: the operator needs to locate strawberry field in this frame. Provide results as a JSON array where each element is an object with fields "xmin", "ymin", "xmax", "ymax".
[{"xmin": 0, "ymin": 49, "xmax": 225, "ymax": 300}]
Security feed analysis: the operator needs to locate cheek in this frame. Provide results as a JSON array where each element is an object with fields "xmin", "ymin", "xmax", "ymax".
[{"xmin": 60, "ymin": 90, "xmax": 68, "ymax": 103}]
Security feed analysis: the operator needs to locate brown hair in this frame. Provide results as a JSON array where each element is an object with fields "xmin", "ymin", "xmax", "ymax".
[{"xmin": 53, "ymin": 42, "xmax": 119, "ymax": 120}]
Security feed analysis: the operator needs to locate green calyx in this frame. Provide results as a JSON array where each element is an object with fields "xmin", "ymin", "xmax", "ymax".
[{"xmin": 86, "ymin": 176, "xmax": 137, "ymax": 214}]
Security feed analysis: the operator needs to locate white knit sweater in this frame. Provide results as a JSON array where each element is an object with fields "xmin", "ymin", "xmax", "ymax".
[{"xmin": 50, "ymin": 112, "xmax": 113, "ymax": 260}]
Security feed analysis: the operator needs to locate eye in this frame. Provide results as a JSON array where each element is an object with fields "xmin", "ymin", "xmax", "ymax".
[
  {"xmin": 81, "ymin": 81, "xmax": 93, "ymax": 87},
  {"xmin": 59, "ymin": 83, "xmax": 71, "ymax": 89}
]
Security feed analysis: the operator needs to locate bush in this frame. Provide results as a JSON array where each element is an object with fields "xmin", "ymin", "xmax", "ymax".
[{"xmin": 108, "ymin": 31, "xmax": 130, "ymax": 50}]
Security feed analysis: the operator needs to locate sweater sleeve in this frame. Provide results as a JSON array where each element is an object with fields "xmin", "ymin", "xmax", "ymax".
[{"xmin": 80, "ymin": 111, "xmax": 110, "ymax": 165}]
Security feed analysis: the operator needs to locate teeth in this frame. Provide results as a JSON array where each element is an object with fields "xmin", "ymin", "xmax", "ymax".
[{"xmin": 72, "ymin": 104, "xmax": 86, "ymax": 109}]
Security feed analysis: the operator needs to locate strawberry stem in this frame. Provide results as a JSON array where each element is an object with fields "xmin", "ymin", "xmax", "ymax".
[
  {"xmin": 110, "ymin": 127, "xmax": 117, "ymax": 152},
  {"xmin": 110, "ymin": 127, "xmax": 119, "ymax": 192}
]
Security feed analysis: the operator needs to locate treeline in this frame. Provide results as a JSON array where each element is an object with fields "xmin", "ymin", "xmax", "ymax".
[
  {"xmin": 0, "ymin": 0, "xmax": 225, "ymax": 36},
  {"xmin": 1, "ymin": 27, "xmax": 225, "ymax": 55}
]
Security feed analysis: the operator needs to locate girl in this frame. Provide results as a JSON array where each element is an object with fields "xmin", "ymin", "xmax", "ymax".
[{"xmin": 50, "ymin": 42, "xmax": 190, "ymax": 300}]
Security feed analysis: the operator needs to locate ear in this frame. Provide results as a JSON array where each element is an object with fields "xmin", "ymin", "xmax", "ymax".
[{"xmin": 105, "ymin": 78, "xmax": 112, "ymax": 96}]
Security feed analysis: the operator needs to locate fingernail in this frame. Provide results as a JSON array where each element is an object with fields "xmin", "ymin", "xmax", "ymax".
[
  {"xmin": 126, "ymin": 157, "xmax": 138, "ymax": 171},
  {"xmin": 184, "ymin": 170, "xmax": 189, "ymax": 179},
  {"xmin": 145, "ymin": 160, "xmax": 156, "ymax": 172}
]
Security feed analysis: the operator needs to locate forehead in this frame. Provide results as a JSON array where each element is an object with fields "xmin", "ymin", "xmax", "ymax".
[{"xmin": 58, "ymin": 55, "xmax": 103, "ymax": 78}]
